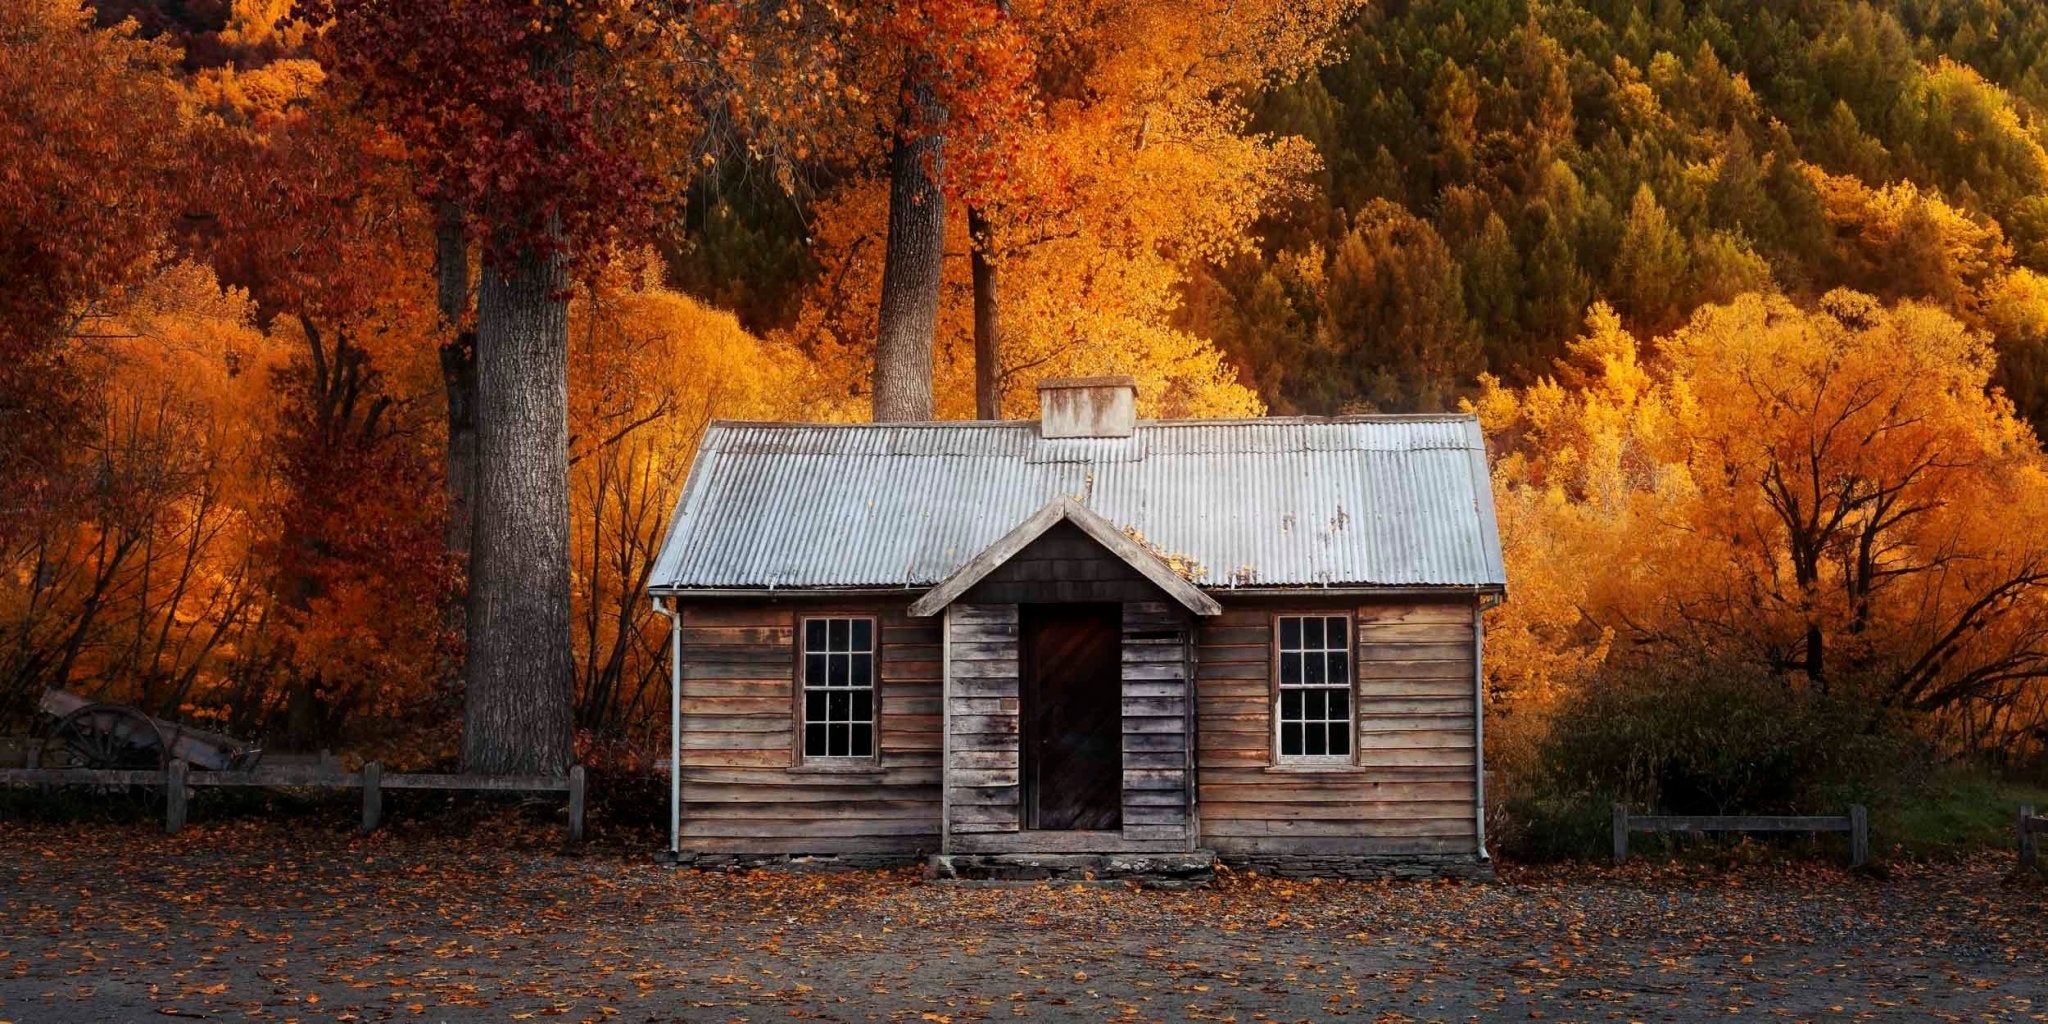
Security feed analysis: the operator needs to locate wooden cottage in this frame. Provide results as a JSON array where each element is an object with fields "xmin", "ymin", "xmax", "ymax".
[{"xmin": 648, "ymin": 377, "xmax": 1506, "ymax": 879}]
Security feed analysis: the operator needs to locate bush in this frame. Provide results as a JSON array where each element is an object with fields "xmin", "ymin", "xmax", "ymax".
[{"xmin": 1497, "ymin": 655, "xmax": 1921, "ymax": 860}]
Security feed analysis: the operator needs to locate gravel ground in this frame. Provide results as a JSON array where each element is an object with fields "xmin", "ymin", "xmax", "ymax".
[{"xmin": 0, "ymin": 819, "xmax": 2042, "ymax": 1023}]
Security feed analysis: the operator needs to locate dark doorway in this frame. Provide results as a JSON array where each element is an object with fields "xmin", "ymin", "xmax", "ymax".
[{"xmin": 1021, "ymin": 603, "xmax": 1123, "ymax": 830}]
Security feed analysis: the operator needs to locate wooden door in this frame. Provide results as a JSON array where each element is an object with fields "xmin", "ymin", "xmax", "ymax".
[{"xmin": 1021, "ymin": 603, "xmax": 1123, "ymax": 830}]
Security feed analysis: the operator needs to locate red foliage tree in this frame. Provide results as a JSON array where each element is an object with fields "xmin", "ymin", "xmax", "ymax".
[{"xmin": 0, "ymin": 0, "xmax": 187, "ymax": 539}]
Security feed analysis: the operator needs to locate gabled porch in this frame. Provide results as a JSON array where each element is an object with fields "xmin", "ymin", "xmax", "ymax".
[{"xmin": 908, "ymin": 499, "xmax": 1220, "ymax": 863}]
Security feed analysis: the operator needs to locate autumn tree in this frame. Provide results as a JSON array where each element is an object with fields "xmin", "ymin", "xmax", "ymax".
[
  {"xmin": 1473, "ymin": 292, "xmax": 2048, "ymax": 754},
  {"xmin": 311, "ymin": 0, "xmax": 871, "ymax": 772},
  {"xmin": 0, "ymin": 0, "xmax": 186, "ymax": 543},
  {"xmin": 311, "ymin": 0, "xmax": 690, "ymax": 773},
  {"xmin": 566, "ymin": 261, "xmax": 807, "ymax": 734},
  {"xmin": 865, "ymin": 0, "xmax": 1035, "ymax": 422}
]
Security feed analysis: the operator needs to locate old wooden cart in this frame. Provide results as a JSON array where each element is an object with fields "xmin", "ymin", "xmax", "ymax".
[{"xmin": 32, "ymin": 688, "xmax": 262, "ymax": 772}]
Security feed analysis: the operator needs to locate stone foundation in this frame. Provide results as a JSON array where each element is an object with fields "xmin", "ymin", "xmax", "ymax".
[
  {"xmin": 1221, "ymin": 853, "xmax": 1493, "ymax": 881},
  {"xmin": 655, "ymin": 851, "xmax": 922, "ymax": 872},
  {"xmin": 654, "ymin": 849, "xmax": 1493, "ymax": 882},
  {"xmin": 926, "ymin": 851, "xmax": 1218, "ymax": 887}
]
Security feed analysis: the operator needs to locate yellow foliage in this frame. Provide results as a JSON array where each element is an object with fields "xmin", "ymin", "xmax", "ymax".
[
  {"xmin": 1, "ymin": 261, "xmax": 286, "ymax": 713},
  {"xmin": 1802, "ymin": 162, "xmax": 2011, "ymax": 310},
  {"xmin": 564, "ymin": 261, "xmax": 813, "ymax": 730},
  {"xmin": 1474, "ymin": 291, "xmax": 2048, "ymax": 747}
]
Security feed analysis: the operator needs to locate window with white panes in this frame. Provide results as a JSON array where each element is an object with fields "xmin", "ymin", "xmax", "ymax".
[
  {"xmin": 1275, "ymin": 614, "xmax": 1352, "ymax": 761},
  {"xmin": 801, "ymin": 617, "xmax": 875, "ymax": 760}
]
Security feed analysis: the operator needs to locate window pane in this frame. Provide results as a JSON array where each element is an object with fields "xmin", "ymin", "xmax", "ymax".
[
  {"xmin": 1280, "ymin": 652, "xmax": 1302, "ymax": 685},
  {"xmin": 1304, "ymin": 688, "xmax": 1325, "ymax": 722},
  {"xmin": 828, "ymin": 690, "xmax": 850, "ymax": 721},
  {"xmin": 1326, "ymin": 616, "xmax": 1348, "ymax": 649},
  {"xmin": 850, "ymin": 653, "xmax": 872, "ymax": 688},
  {"xmin": 828, "ymin": 654, "xmax": 849, "ymax": 686},
  {"xmin": 851, "ymin": 619, "xmax": 873, "ymax": 652},
  {"xmin": 1302, "ymin": 617, "xmax": 1324, "ymax": 649},
  {"xmin": 830, "ymin": 723, "xmax": 850, "ymax": 757},
  {"xmin": 1304, "ymin": 723, "xmax": 1328, "ymax": 756},
  {"xmin": 1303, "ymin": 652, "xmax": 1325, "ymax": 685},
  {"xmin": 1280, "ymin": 689, "xmax": 1302, "ymax": 721},
  {"xmin": 1328, "ymin": 687, "xmax": 1350, "ymax": 720},
  {"xmin": 1327, "ymin": 652, "xmax": 1349, "ymax": 684},
  {"xmin": 851, "ymin": 689, "xmax": 872, "ymax": 724},
  {"xmin": 1329, "ymin": 726, "xmax": 1350, "ymax": 756},
  {"xmin": 1280, "ymin": 722, "xmax": 1303, "ymax": 757},
  {"xmin": 805, "ymin": 654, "xmax": 827, "ymax": 686},
  {"xmin": 805, "ymin": 690, "xmax": 826, "ymax": 722},
  {"xmin": 1279, "ymin": 617, "xmax": 1301, "ymax": 650},
  {"xmin": 849, "ymin": 724, "xmax": 873, "ymax": 758},
  {"xmin": 805, "ymin": 723, "xmax": 827, "ymax": 756},
  {"xmin": 828, "ymin": 618, "xmax": 850, "ymax": 651}
]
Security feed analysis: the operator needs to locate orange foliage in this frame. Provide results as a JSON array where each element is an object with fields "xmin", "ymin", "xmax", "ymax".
[
  {"xmin": 0, "ymin": 0, "xmax": 189, "ymax": 515},
  {"xmin": 1474, "ymin": 293, "xmax": 2048, "ymax": 754}
]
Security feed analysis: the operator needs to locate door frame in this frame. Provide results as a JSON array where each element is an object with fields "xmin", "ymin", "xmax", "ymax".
[{"xmin": 1019, "ymin": 601, "xmax": 1124, "ymax": 831}]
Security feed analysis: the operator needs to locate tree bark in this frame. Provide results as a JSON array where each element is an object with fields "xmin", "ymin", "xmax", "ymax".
[
  {"xmin": 435, "ymin": 204, "xmax": 478, "ymax": 563},
  {"xmin": 871, "ymin": 78, "xmax": 946, "ymax": 422},
  {"xmin": 970, "ymin": 205, "xmax": 1002, "ymax": 419},
  {"xmin": 461, "ymin": 236, "xmax": 575, "ymax": 776}
]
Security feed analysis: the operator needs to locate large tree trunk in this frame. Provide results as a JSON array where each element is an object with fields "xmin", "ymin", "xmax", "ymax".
[
  {"xmin": 435, "ymin": 204, "xmax": 477, "ymax": 563},
  {"xmin": 462, "ymin": 238, "xmax": 575, "ymax": 776},
  {"xmin": 871, "ymin": 78, "xmax": 946, "ymax": 422},
  {"xmin": 969, "ymin": 205, "xmax": 1002, "ymax": 419}
]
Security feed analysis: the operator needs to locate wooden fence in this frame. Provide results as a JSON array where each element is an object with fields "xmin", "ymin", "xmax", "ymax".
[
  {"xmin": 1612, "ymin": 803, "xmax": 1868, "ymax": 867},
  {"xmin": 0, "ymin": 763, "xmax": 587, "ymax": 841},
  {"xmin": 2020, "ymin": 805, "xmax": 2047, "ymax": 875}
]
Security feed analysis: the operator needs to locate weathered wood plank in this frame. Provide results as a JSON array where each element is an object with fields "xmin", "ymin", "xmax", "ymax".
[
  {"xmin": 1201, "ymin": 800, "xmax": 1477, "ymax": 821},
  {"xmin": 1203, "ymin": 817, "xmax": 1476, "ymax": 838},
  {"xmin": 1356, "ymin": 642, "xmax": 1476, "ymax": 662},
  {"xmin": 1354, "ymin": 603, "xmax": 1474, "ymax": 625}
]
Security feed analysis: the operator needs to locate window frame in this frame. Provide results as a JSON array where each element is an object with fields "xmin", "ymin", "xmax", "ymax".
[
  {"xmin": 1270, "ymin": 612, "xmax": 1357, "ymax": 766},
  {"xmin": 794, "ymin": 615, "xmax": 881, "ymax": 767}
]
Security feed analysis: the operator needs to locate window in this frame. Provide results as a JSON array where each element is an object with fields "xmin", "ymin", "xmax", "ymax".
[
  {"xmin": 802, "ymin": 617, "xmax": 875, "ymax": 760},
  {"xmin": 1276, "ymin": 614, "xmax": 1352, "ymax": 760}
]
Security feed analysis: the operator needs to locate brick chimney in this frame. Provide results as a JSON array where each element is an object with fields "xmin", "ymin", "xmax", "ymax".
[{"xmin": 1037, "ymin": 376, "xmax": 1138, "ymax": 438}]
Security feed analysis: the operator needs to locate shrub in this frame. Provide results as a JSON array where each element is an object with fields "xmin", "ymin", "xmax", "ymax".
[{"xmin": 1497, "ymin": 655, "xmax": 1920, "ymax": 860}]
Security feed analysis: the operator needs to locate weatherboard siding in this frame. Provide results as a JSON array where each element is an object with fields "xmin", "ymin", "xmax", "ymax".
[
  {"xmin": 1121, "ymin": 601, "xmax": 1196, "ymax": 844},
  {"xmin": 943, "ymin": 602, "xmax": 1024, "ymax": 838},
  {"xmin": 675, "ymin": 599, "xmax": 942, "ymax": 855},
  {"xmin": 1194, "ymin": 599, "xmax": 1481, "ymax": 857},
  {"xmin": 675, "ymin": 592, "xmax": 1481, "ymax": 859}
]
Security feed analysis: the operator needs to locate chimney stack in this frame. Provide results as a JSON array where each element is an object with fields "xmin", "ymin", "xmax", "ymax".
[{"xmin": 1037, "ymin": 376, "xmax": 1138, "ymax": 438}]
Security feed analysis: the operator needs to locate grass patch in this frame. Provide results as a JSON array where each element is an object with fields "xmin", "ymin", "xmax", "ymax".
[{"xmin": 1866, "ymin": 769, "xmax": 2048, "ymax": 860}]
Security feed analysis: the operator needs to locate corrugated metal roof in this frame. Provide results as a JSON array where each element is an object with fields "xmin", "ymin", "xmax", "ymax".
[{"xmin": 649, "ymin": 416, "xmax": 1506, "ymax": 592}]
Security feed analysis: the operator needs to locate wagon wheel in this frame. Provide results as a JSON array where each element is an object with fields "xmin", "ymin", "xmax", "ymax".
[{"xmin": 39, "ymin": 703, "xmax": 169, "ymax": 771}]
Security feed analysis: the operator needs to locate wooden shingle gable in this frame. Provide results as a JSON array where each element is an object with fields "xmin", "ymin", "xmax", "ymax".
[{"xmin": 907, "ymin": 498, "xmax": 1222, "ymax": 618}]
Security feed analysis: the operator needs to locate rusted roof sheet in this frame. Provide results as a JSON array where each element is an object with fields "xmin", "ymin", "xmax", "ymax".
[{"xmin": 649, "ymin": 416, "xmax": 1505, "ymax": 593}]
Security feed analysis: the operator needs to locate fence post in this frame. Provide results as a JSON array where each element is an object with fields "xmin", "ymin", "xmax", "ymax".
[
  {"xmin": 361, "ymin": 761, "xmax": 382, "ymax": 835},
  {"xmin": 2022, "ymin": 805, "xmax": 2039, "ymax": 874},
  {"xmin": 1847, "ymin": 804, "xmax": 1868, "ymax": 868},
  {"xmin": 165, "ymin": 760, "xmax": 188, "ymax": 835},
  {"xmin": 1611, "ymin": 803, "xmax": 1629, "ymax": 863},
  {"xmin": 568, "ymin": 765, "xmax": 587, "ymax": 843}
]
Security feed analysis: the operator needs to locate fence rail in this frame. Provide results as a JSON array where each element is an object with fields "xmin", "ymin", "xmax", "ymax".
[
  {"xmin": 0, "ymin": 763, "xmax": 586, "ymax": 841},
  {"xmin": 1613, "ymin": 803, "xmax": 1868, "ymax": 867},
  {"xmin": 2020, "ymin": 805, "xmax": 2046, "ymax": 875}
]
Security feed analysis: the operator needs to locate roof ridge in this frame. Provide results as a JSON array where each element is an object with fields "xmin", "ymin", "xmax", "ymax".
[{"xmin": 704, "ymin": 413, "xmax": 1480, "ymax": 431}]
